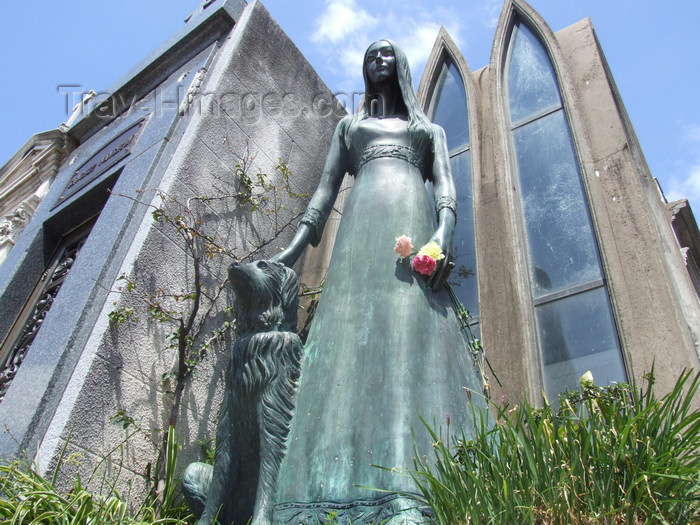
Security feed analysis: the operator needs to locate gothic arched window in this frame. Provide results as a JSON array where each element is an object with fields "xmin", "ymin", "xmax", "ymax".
[
  {"xmin": 505, "ymin": 18, "xmax": 626, "ymax": 398},
  {"xmin": 428, "ymin": 56, "xmax": 479, "ymax": 331}
]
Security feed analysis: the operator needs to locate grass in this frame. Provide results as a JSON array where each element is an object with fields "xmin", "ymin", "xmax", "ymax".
[
  {"xmin": 397, "ymin": 369, "xmax": 700, "ymax": 524},
  {"xmin": 1, "ymin": 370, "xmax": 698, "ymax": 524},
  {"xmin": 0, "ymin": 426, "xmax": 193, "ymax": 524}
]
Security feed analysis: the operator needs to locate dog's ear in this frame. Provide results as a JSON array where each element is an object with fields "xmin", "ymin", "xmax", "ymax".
[{"xmin": 274, "ymin": 262, "xmax": 299, "ymax": 331}]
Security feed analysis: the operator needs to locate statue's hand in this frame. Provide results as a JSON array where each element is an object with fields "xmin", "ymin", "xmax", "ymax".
[
  {"xmin": 270, "ymin": 248, "xmax": 294, "ymax": 267},
  {"xmin": 270, "ymin": 223, "xmax": 313, "ymax": 268},
  {"xmin": 427, "ymin": 224, "xmax": 455, "ymax": 292}
]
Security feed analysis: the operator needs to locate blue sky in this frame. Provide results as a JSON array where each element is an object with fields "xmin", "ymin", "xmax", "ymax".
[{"xmin": 1, "ymin": 0, "xmax": 699, "ymax": 214}]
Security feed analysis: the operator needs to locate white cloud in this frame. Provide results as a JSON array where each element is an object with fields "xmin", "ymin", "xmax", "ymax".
[
  {"xmin": 311, "ymin": 0, "xmax": 377, "ymax": 44},
  {"xmin": 309, "ymin": 0, "xmax": 465, "ymax": 92},
  {"xmin": 482, "ymin": 0, "xmax": 501, "ymax": 29},
  {"xmin": 336, "ymin": 44, "xmax": 365, "ymax": 75},
  {"xmin": 665, "ymin": 123, "xmax": 700, "ymax": 212},
  {"xmin": 402, "ymin": 22, "xmax": 442, "ymax": 71},
  {"xmin": 653, "ymin": 122, "xmax": 700, "ymax": 216},
  {"xmin": 665, "ymin": 163, "xmax": 700, "ymax": 205},
  {"xmin": 399, "ymin": 15, "xmax": 464, "ymax": 77}
]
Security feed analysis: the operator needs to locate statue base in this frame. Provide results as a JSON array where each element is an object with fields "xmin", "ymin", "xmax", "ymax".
[{"xmin": 273, "ymin": 494, "xmax": 432, "ymax": 524}]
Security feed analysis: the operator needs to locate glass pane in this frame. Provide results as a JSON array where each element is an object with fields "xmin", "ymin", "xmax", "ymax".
[
  {"xmin": 513, "ymin": 110, "xmax": 602, "ymax": 297},
  {"xmin": 469, "ymin": 322, "xmax": 481, "ymax": 340},
  {"xmin": 430, "ymin": 60, "xmax": 470, "ymax": 153},
  {"xmin": 508, "ymin": 20, "xmax": 561, "ymax": 126},
  {"xmin": 447, "ymin": 151, "xmax": 478, "ymax": 317},
  {"xmin": 537, "ymin": 287, "xmax": 625, "ymax": 399}
]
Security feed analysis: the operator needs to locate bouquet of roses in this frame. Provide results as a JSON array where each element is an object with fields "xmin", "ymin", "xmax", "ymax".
[{"xmin": 394, "ymin": 234, "xmax": 445, "ymax": 276}]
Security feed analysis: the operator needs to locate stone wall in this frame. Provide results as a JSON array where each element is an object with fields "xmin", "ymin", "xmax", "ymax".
[
  {"xmin": 0, "ymin": 0, "xmax": 344, "ymax": 499},
  {"xmin": 416, "ymin": 0, "xmax": 700, "ymax": 406},
  {"xmin": 0, "ymin": 130, "xmax": 73, "ymax": 266}
]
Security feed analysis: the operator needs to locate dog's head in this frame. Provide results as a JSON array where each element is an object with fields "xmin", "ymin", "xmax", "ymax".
[{"xmin": 228, "ymin": 259, "xmax": 299, "ymax": 333}]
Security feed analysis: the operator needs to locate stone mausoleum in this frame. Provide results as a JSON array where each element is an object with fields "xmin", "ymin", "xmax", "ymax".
[{"xmin": 0, "ymin": 0, "xmax": 697, "ymax": 503}]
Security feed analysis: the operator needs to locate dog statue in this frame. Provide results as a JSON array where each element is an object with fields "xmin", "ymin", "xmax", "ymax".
[{"xmin": 182, "ymin": 259, "xmax": 303, "ymax": 524}]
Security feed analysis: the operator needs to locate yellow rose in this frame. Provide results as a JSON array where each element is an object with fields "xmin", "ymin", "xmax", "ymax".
[{"xmin": 417, "ymin": 241, "xmax": 445, "ymax": 261}]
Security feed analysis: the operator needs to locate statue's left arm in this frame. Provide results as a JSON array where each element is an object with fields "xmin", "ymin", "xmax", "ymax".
[{"xmin": 428, "ymin": 124, "xmax": 457, "ymax": 291}]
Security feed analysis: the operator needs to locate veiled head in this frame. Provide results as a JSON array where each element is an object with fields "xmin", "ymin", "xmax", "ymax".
[
  {"xmin": 346, "ymin": 40, "xmax": 434, "ymax": 156},
  {"xmin": 362, "ymin": 39, "xmax": 413, "ymax": 98},
  {"xmin": 363, "ymin": 40, "xmax": 397, "ymax": 90}
]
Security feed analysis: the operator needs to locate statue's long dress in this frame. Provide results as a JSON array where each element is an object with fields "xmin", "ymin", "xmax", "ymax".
[{"xmin": 273, "ymin": 116, "xmax": 487, "ymax": 523}]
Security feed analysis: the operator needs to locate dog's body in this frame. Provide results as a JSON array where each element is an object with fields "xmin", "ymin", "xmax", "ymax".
[{"xmin": 183, "ymin": 259, "xmax": 303, "ymax": 525}]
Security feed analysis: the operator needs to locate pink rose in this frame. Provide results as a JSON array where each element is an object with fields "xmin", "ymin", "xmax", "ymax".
[
  {"xmin": 412, "ymin": 254, "xmax": 437, "ymax": 276},
  {"xmin": 394, "ymin": 235, "xmax": 413, "ymax": 258}
]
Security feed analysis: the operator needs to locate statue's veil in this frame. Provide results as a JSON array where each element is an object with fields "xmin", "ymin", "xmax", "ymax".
[{"xmin": 345, "ymin": 40, "xmax": 433, "ymax": 149}]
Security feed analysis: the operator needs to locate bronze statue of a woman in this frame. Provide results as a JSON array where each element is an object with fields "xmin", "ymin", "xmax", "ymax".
[{"xmin": 270, "ymin": 40, "xmax": 487, "ymax": 523}]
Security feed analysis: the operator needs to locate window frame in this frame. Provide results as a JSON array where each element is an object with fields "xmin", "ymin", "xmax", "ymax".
[
  {"xmin": 426, "ymin": 53, "xmax": 480, "ymax": 330},
  {"xmin": 0, "ymin": 218, "xmax": 96, "ymax": 402},
  {"xmin": 502, "ymin": 15, "xmax": 627, "ymax": 396}
]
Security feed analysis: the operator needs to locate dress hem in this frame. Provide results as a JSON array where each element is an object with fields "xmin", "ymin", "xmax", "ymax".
[{"xmin": 273, "ymin": 493, "xmax": 432, "ymax": 524}]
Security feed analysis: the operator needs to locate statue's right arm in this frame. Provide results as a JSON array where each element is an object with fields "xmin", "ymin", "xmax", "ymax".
[
  {"xmin": 270, "ymin": 223, "xmax": 313, "ymax": 268},
  {"xmin": 272, "ymin": 117, "xmax": 351, "ymax": 267}
]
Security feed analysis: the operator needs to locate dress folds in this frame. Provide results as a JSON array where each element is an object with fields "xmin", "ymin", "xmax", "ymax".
[{"xmin": 273, "ymin": 116, "xmax": 487, "ymax": 523}]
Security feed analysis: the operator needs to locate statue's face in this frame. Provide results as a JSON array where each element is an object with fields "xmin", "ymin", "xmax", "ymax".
[{"xmin": 364, "ymin": 41, "xmax": 396, "ymax": 88}]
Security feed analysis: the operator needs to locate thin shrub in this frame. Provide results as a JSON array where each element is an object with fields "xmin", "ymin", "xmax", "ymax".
[
  {"xmin": 0, "ymin": 426, "xmax": 193, "ymax": 524},
  {"xmin": 401, "ymin": 369, "xmax": 700, "ymax": 524}
]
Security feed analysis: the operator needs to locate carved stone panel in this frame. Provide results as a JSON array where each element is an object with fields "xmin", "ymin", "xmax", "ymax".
[{"xmin": 0, "ymin": 228, "xmax": 90, "ymax": 402}]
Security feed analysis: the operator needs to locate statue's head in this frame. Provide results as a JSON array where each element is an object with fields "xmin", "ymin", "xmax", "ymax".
[
  {"xmin": 359, "ymin": 39, "xmax": 423, "ymax": 125},
  {"xmin": 347, "ymin": 40, "xmax": 433, "ymax": 159},
  {"xmin": 363, "ymin": 40, "xmax": 397, "ymax": 91},
  {"xmin": 362, "ymin": 39, "xmax": 414, "ymax": 98}
]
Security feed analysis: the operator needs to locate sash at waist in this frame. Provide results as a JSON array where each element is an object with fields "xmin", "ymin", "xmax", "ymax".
[{"xmin": 356, "ymin": 144, "xmax": 424, "ymax": 173}]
